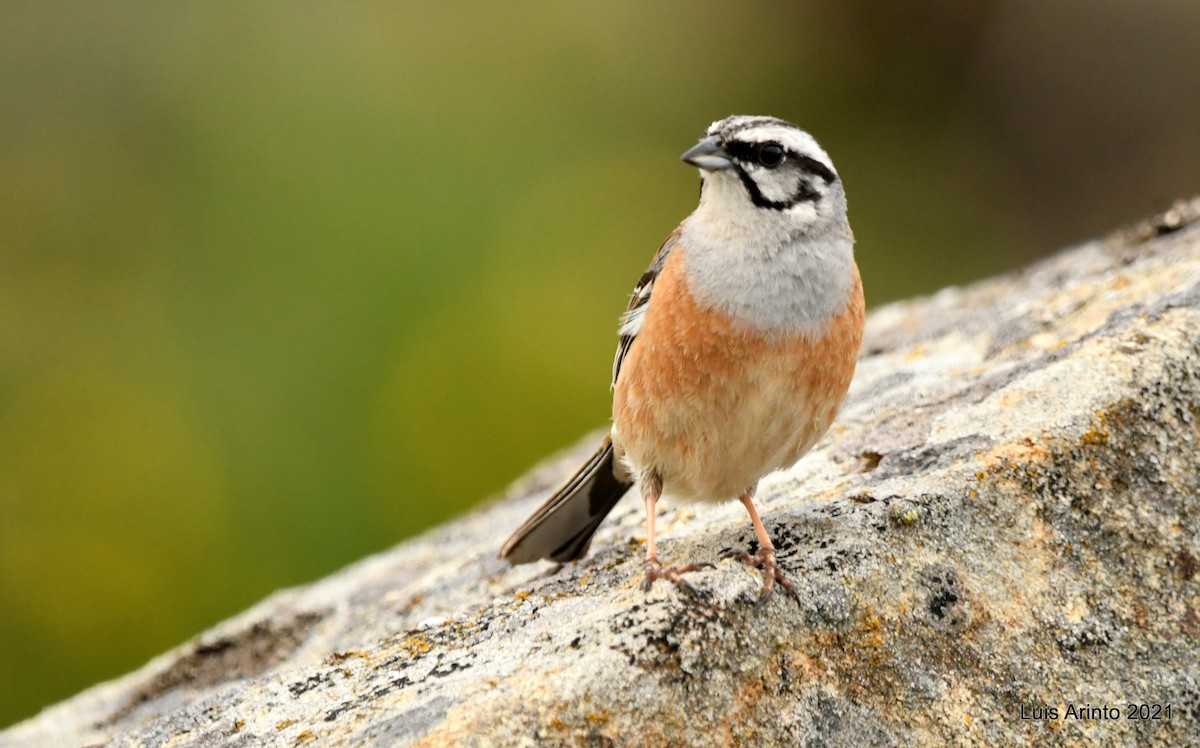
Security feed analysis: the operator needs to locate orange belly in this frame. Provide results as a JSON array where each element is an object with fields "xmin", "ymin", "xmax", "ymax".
[{"xmin": 612, "ymin": 250, "xmax": 864, "ymax": 502}]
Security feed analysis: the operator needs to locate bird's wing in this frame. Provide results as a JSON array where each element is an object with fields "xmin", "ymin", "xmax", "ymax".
[{"xmin": 499, "ymin": 435, "xmax": 630, "ymax": 563}]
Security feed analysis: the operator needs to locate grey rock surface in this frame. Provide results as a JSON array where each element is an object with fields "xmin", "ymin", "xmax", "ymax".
[{"xmin": 4, "ymin": 200, "xmax": 1200, "ymax": 747}]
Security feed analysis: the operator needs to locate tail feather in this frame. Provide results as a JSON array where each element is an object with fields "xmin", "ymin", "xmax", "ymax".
[{"xmin": 500, "ymin": 436, "xmax": 633, "ymax": 564}]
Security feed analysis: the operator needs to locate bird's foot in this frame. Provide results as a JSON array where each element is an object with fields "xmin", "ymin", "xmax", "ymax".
[
  {"xmin": 641, "ymin": 558, "xmax": 712, "ymax": 597},
  {"xmin": 721, "ymin": 546, "xmax": 800, "ymax": 606}
]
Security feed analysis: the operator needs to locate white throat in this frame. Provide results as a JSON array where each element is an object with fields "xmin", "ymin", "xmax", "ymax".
[{"xmin": 678, "ymin": 177, "xmax": 855, "ymax": 337}]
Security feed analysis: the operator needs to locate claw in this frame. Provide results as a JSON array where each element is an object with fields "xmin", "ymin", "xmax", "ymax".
[
  {"xmin": 642, "ymin": 558, "xmax": 708, "ymax": 597},
  {"xmin": 719, "ymin": 546, "xmax": 751, "ymax": 561},
  {"xmin": 727, "ymin": 546, "xmax": 800, "ymax": 605}
]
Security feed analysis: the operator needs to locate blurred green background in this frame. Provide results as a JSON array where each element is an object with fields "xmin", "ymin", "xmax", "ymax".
[{"xmin": 2, "ymin": 0, "xmax": 1198, "ymax": 727}]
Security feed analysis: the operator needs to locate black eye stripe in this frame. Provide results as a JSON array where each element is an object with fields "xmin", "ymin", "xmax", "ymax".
[
  {"xmin": 794, "ymin": 154, "xmax": 837, "ymax": 184},
  {"xmin": 723, "ymin": 140, "xmax": 837, "ymax": 182},
  {"xmin": 723, "ymin": 141, "xmax": 759, "ymax": 163}
]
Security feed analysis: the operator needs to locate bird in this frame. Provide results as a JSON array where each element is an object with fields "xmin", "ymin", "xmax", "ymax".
[{"xmin": 500, "ymin": 115, "xmax": 864, "ymax": 601}]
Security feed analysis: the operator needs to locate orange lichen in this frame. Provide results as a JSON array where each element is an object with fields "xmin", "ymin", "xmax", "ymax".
[
  {"xmin": 328, "ymin": 649, "xmax": 371, "ymax": 665},
  {"xmin": 398, "ymin": 634, "xmax": 433, "ymax": 657},
  {"xmin": 586, "ymin": 709, "xmax": 610, "ymax": 725}
]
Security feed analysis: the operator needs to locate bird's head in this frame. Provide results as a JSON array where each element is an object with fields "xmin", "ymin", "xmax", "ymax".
[{"xmin": 682, "ymin": 115, "xmax": 847, "ymax": 242}]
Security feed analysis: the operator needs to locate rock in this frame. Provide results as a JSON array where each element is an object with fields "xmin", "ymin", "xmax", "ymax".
[{"xmin": 5, "ymin": 199, "xmax": 1200, "ymax": 748}]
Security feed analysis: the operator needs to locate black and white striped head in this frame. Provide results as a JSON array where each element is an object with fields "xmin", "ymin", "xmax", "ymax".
[{"xmin": 681, "ymin": 115, "xmax": 846, "ymax": 240}]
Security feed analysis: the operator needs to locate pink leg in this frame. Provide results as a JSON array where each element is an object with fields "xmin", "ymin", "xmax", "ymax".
[
  {"xmin": 641, "ymin": 474, "xmax": 709, "ymax": 596},
  {"xmin": 724, "ymin": 487, "xmax": 800, "ymax": 604},
  {"xmin": 644, "ymin": 485, "xmax": 659, "ymax": 563}
]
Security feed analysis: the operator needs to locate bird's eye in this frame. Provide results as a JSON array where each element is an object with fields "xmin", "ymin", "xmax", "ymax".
[{"xmin": 758, "ymin": 143, "xmax": 785, "ymax": 168}]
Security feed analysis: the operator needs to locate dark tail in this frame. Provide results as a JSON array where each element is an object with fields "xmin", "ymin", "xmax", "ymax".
[{"xmin": 500, "ymin": 436, "xmax": 633, "ymax": 563}]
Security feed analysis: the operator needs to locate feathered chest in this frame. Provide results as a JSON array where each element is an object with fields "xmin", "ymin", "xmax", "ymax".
[{"xmin": 611, "ymin": 248, "xmax": 864, "ymax": 496}]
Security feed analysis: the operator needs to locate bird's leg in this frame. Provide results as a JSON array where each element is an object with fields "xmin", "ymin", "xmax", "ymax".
[
  {"xmin": 723, "ymin": 487, "xmax": 800, "ymax": 604},
  {"xmin": 641, "ymin": 473, "xmax": 709, "ymax": 596}
]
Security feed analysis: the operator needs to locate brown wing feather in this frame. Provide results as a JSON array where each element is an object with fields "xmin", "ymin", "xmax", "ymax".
[{"xmin": 500, "ymin": 436, "xmax": 632, "ymax": 563}]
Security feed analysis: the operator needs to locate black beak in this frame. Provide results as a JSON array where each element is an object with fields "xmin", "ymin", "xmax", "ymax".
[{"xmin": 680, "ymin": 135, "xmax": 733, "ymax": 171}]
